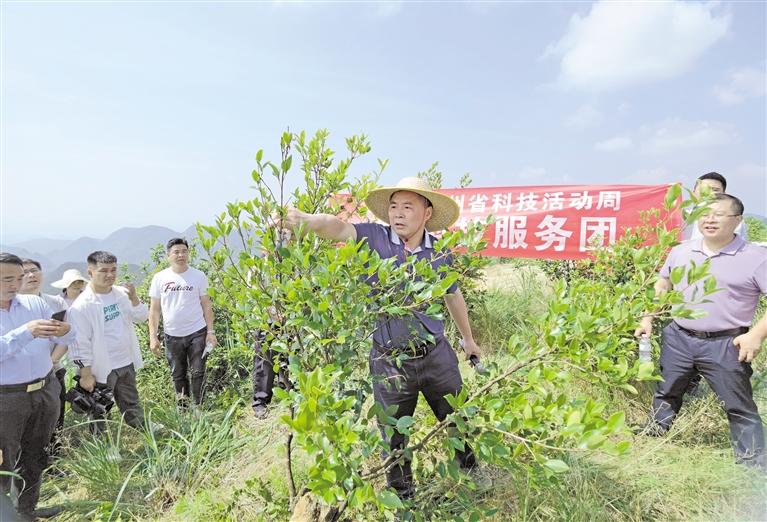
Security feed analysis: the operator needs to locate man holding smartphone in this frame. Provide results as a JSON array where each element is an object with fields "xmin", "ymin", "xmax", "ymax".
[
  {"xmin": 67, "ymin": 251, "xmax": 148, "ymax": 433},
  {"xmin": 1, "ymin": 253, "xmax": 75, "ymax": 520},
  {"xmin": 19, "ymin": 258, "xmax": 70, "ymax": 459}
]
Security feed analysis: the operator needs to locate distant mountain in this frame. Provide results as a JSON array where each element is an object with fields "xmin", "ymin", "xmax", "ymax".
[
  {"xmin": 6, "ymin": 223, "xmax": 255, "ymax": 286},
  {"xmin": 9, "ymin": 238, "xmax": 72, "ymax": 256},
  {"xmin": 4, "ymin": 226, "xmax": 185, "ymax": 290},
  {"xmin": 43, "ymin": 226, "xmax": 181, "ymax": 267},
  {"xmin": 42, "ymin": 261, "xmax": 144, "ymax": 295},
  {"xmin": 0, "ymin": 245, "xmax": 51, "ymax": 268}
]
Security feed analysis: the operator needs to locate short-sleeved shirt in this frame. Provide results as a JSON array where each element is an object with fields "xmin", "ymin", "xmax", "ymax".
[
  {"xmin": 95, "ymin": 290, "xmax": 133, "ymax": 369},
  {"xmin": 149, "ymin": 267, "xmax": 208, "ymax": 337},
  {"xmin": 660, "ymin": 235, "xmax": 767, "ymax": 331},
  {"xmin": 354, "ymin": 223, "xmax": 457, "ymax": 349}
]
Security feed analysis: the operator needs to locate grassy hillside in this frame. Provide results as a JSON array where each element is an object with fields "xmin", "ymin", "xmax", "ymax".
[{"xmin": 37, "ymin": 257, "xmax": 766, "ymax": 521}]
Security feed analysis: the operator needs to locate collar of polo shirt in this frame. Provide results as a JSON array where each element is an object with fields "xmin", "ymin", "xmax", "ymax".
[
  {"xmin": 388, "ymin": 226, "xmax": 432, "ymax": 254},
  {"xmin": 693, "ymin": 234, "xmax": 746, "ymax": 257}
]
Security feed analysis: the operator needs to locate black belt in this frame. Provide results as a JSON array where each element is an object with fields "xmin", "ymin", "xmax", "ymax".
[
  {"xmin": 676, "ymin": 323, "xmax": 749, "ymax": 339},
  {"xmin": 0, "ymin": 371, "xmax": 54, "ymax": 393}
]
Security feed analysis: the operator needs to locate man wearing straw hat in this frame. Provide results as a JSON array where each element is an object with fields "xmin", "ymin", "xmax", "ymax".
[{"xmin": 279, "ymin": 176, "xmax": 482, "ymax": 498}]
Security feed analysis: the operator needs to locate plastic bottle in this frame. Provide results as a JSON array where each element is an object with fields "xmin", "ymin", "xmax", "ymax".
[
  {"xmin": 638, "ymin": 335, "xmax": 652, "ymax": 363},
  {"xmin": 202, "ymin": 341, "xmax": 214, "ymax": 359}
]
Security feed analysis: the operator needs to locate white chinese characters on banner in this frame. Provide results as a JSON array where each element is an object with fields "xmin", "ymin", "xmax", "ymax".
[
  {"xmin": 569, "ymin": 191, "xmax": 593, "ymax": 210},
  {"xmin": 579, "ymin": 217, "xmax": 617, "ymax": 251},
  {"xmin": 491, "ymin": 192, "xmax": 514, "ymax": 213},
  {"xmin": 455, "ymin": 216, "xmax": 487, "ymax": 232},
  {"xmin": 493, "ymin": 216, "xmax": 528, "ymax": 249},
  {"xmin": 596, "ymin": 191, "xmax": 621, "ymax": 211},
  {"xmin": 542, "ymin": 192, "xmax": 565, "ymax": 211},
  {"xmin": 534, "ymin": 215, "xmax": 573, "ymax": 252},
  {"xmin": 516, "ymin": 192, "xmax": 539, "ymax": 212},
  {"xmin": 450, "ymin": 194, "xmax": 465, "ymax": 212},
  {"xmin": 468, "ymin": 193, "xmax": 489, "ymax": 213}
]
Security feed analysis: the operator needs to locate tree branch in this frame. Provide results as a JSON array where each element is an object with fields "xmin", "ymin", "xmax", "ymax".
[{"xmin": 361, "ymin": 349, "xmax": 554, "ymax": 480}]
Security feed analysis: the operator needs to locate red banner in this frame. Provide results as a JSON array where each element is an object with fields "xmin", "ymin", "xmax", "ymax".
[{"xmin": 443, "ymin": 184, "xmax": 680, "ymax": 259}]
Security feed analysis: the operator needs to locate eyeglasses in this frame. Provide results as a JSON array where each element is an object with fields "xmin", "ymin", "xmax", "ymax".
[{"xmin": 700, "ymin": 212, "xmax": 741, "ymax": 219}]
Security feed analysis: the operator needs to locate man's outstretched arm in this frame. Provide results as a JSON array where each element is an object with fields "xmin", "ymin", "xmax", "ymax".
[{"xmin": 278, "ymin": 208, "xmax": 357, "ymax": 242}]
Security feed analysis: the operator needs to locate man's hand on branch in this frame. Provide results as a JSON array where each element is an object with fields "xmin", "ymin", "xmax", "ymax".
[{"xmin": 634, "ymin": 316, "xmax": 653, "ymax": 338}]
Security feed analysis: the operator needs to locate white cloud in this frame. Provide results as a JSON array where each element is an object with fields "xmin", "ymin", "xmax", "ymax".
[
  {"xmin": 594, "ymin": 136, "xmax": 632, "ymax": 152},
  {"xmin": 621, "ymin": 167, "xmax": 675, "ymax": 185},
  {"xmin": 732, "ymin": 162, "xmax": 766, "ymax": 180},
  {"xmin": 545, "ymin": 1, "xmax": 730, "ymax": 92},
  {"xmin": 594, "ymin": 119, "xmax": 735, "ymax": 155},
  {"xmin": 565, "ymin": 103, "xmax": 603, "ymax": 129},
  {"xmin": 375, "ymin": 1, "xmax": 403, "ymax": 18},
  {"xmin": 617, "ymin": 103, "xmax": 631, "ymax": 116},
  {"xmin": 640, "ymin": 119, "xmax": 735, "ymax": 154},
  {"xmin": 713, "ymin": 66, "xmax": 767, "ymax": 105}
]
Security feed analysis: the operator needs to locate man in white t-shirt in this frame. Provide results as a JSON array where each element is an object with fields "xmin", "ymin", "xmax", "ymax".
[
  {"xmin": 148, "ymin": 238, "xmax": 216, "ymax": 406},
  {"xmin": 68, "ymin": 251, "xmax": 148, "ymax": 433}
]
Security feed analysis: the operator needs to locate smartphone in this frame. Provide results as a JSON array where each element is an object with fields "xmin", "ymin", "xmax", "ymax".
[{"xmin": 52, "ymin": 310, "xmax": 66, "ymax": 321}]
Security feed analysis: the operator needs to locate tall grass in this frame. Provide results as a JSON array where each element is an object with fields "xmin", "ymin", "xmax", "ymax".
[
  {"xmin": 141, "ymin": 403, "xmax": 245, "ymax": 507},
  {"xmin": 40, "ymin": 258, "xmax": 766, "ymax": 521},
  {"xmin": 44, "ymin": 403, "xmax": 248, "ymax": 520}
]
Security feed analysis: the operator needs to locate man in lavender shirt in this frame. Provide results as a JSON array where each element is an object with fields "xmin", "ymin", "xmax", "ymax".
[{"xmin": 636, "ymin": 194, "xmax": 766, "ymax": 468}]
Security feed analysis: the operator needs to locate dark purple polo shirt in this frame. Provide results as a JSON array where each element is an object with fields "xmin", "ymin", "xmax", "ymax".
[
  {"xmin": 354, "ymin": 223, "xmax": 457, "ymax": 349},
  {"xmin": 660, "ymin": 235, "xmax": 767, "ymax": 331}
]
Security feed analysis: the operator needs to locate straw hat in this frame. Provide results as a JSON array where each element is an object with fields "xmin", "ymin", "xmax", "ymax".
[
  {"xmin": 364, "ymin": 177, "xmax": 460, "ymax": 231},
  {"xmin": 51, "ymin": 269, "xmax": 89, "ymax": 289}
]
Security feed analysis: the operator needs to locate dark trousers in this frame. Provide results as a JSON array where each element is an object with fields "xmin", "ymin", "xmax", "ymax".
[
  {"xmin": 652, "ymin": 322, "xmax": 765, "ymax": 465},
  {"xmin": 0, "ymin": 375, "xmax": 60, "ymax": 513},
  {"xmin": 91, "ymin": 364, "xmax": 144, "ymax": 433},
  {"xmin": 370, "ymin": 338, "xmax": 476, "ymax": 496},
  {"xmin": 252, "ymin": 332, "xmax": 289, "ymax": 408},
  {"xmin": 47, "ymin": 368, "xmax": 67, "ymax": 457},
  {"xmin": 165, "ymin": 327, "xmax": 207, "ymax": 405}
]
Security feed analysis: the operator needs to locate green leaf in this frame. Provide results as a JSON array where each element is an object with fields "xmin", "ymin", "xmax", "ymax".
[
  {"xmin": 664, "ymin": 183, "xmax": 682, "ymax": 211},
  {"xmin": 377, "ymin": 490, "xmax": 404, "ymax": 509},
  {"xmin": 606, "ymin": 411, "xmax": 625, "ymax": 432},
  {"xmin": 637, "ymin": 361, "xmax": 656, "ymax": 380},
  {"xmin": 395, "ymin": 416, "xmax": 414, "ymax": 433},
  {"xmin": 544, "ymin": 459, "xmax": 570, "ymax": 473},
  {"xmin": 670, "ymin": 266, "xmax": 685, "ymax": 286}
]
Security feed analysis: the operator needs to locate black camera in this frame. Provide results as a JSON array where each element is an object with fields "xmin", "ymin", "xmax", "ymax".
[{"xmin": 65, "ymin": 377, "xmax": 115, "ymax": 417}]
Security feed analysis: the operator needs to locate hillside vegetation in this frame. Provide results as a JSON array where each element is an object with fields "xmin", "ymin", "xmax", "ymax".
[{"xmin": 38, "ymin": 132, "xmax": 767, "ymax": 521}]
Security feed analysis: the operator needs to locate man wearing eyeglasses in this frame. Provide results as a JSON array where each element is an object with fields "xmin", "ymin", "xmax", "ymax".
[
  {"xmin": 636, "ymin": 194, "xmax": 766, "ymax": 468},
  {"xmin": 683, "ymin": 172, "xmax": 747, "ymax": 240}
]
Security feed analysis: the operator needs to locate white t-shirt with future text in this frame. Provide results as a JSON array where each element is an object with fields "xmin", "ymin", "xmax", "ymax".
[
  {"xmin": 96, "ymin": 290, "xmax": 132, "ymax": 370},
  {"xmin": 149, "ymin": 266, "xmax": 208, "ymax": 337}
]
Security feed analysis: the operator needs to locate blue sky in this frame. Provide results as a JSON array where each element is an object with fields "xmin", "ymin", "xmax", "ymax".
[{"xmin": 2, "ymin": 1, "xmax": 765, "ymax": 242}]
